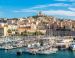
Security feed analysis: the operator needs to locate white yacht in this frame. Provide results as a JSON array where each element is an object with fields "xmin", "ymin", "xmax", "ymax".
[
  {"xmin": 1, "ymin": 44, "xmax": 14, "ymax": 50},
  {"xmin": 26, "ymin": 46, "xmax": 58, "ymax": 55},
  {"xmin": 37, "ymin": 48, "xmax": 58, "ymax": 54},
  {"xmin": 70, "ymin": 43, "xmax": 75, "ymax": 50}
]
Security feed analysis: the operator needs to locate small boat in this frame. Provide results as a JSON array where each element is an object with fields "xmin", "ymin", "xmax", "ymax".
[
  {"xmin": 0, "ymin": 46, "xmax": 5, "ymax": 50},
  {"xmin": 69, "ymin": 43, "xmax": 75, "ymax": 50},
  {"xmin": 36, "ymin": 48, "xmax": 58, "ymax": 54},
  {"xmin": 1, "ymin": 45, "xmax": 14, "ymax": 50},
  {"xmin": 25, "ymin": 48, "xmax": 38, "ymax": 54},
  {"xmin": 26, "ymin": 46, "xmax": 58, "ymax": 55}
]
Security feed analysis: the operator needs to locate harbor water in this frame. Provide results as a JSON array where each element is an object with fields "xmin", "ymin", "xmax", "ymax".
[{"xmin": 0, "ymin": 47, "xmax": 75, "ymax": 58}]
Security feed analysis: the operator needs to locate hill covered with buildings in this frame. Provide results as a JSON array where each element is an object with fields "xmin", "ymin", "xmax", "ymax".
[{"xmin": 0, "ymin": 12, "xmax": 75, "ymax": 36}]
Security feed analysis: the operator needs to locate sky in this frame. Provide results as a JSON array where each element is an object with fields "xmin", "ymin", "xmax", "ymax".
[{"xmin": 0, "ymin": 0, "xmax": 75, "ymax": 19}]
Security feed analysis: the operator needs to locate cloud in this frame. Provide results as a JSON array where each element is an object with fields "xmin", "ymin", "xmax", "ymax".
[
  {"xmin": 14, "ymin": 9, "xmax": 75, "ymax": 17},
  {"xmin": 69, "ymin": 7, "xmax": 75, "ymax": 11},
  {"xmin": 13, "ymin": 3, "xmax": 75, "ymax": 17},
  {"xmin": 42, "ymin": 10, "xmax": 75, "ymax": 16},
  {"xmin": 13, "ymin": 3, "xmax": 70, "ymax": 13},
  {"xmin": 30, "ymin": 3, "xmax": 70, "ymax": 9},
  {"xmin": 14, "ymin": 9, "xmax": 37, "ymax": 13},
  {"xmin": 48, "ymin": 3, "xmax": 70, "ymax": 6},
  {"xmin": 55, "ymin": 0, "xmax": 75, "ymax": 2},
  {"xmin": 54, "ymin": 0, "xmax": 67, "ymax": 2}
]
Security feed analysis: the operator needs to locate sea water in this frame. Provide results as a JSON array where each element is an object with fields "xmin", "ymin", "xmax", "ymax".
[{"xmin": 0, "ymin": 48, "xmax": 75, "ymax": 58}]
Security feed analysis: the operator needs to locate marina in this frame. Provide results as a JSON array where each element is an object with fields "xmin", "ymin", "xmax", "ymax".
[
  {"xmin": 0, "ymin": 36, "xmax": 73, "ymax": 50},
  {"xmin": 0, "ymin": 36, "xmax": 74, "ymax": 55}
]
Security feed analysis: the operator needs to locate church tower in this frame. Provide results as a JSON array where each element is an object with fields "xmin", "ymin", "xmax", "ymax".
[{"xmin": 37, "ymin": 11, "xmax": 44, "ymax": 16}]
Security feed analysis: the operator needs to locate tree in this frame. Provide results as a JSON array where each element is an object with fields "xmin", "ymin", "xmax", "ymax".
[
  {"xmin": 20, "ymin": 30, "xmax": 44, "ymax": 36},
  {"xmin": 21, "ymin": 30, "xmax": 28, "ymax": 36},
  {"xmin": 33, "ymin": 31, "xmax": 44, "ymax": 36},
  {"xmin": 7, "ymin": 29, "xmax": 12, "ymax": 33}
]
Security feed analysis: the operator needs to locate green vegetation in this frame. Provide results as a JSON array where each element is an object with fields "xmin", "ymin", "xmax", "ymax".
[
  {"xmin": 7, "ymin": 29, "xmax": 12, "ymax": 33},
  {"xmin": 21, "ymin": 30, "xmax": 44, "ymax": 36},
  {"xmin": 21, "ymin": 30, "xmax": 28, "ymax": 36},
  {"xmin": 33, "ymin": 31, "xmax": 44, "ymax": 35}
]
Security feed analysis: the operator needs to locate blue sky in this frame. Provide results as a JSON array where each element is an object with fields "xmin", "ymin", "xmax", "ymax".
[{"xmin": 0, "ymin": 0, "xmax": 75, "ymax": 19}]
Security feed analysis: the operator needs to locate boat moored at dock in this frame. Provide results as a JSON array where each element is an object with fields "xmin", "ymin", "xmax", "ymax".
[{"xmin": 69, "ymin": 42, "xmax": 75, "ymax": 51}]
